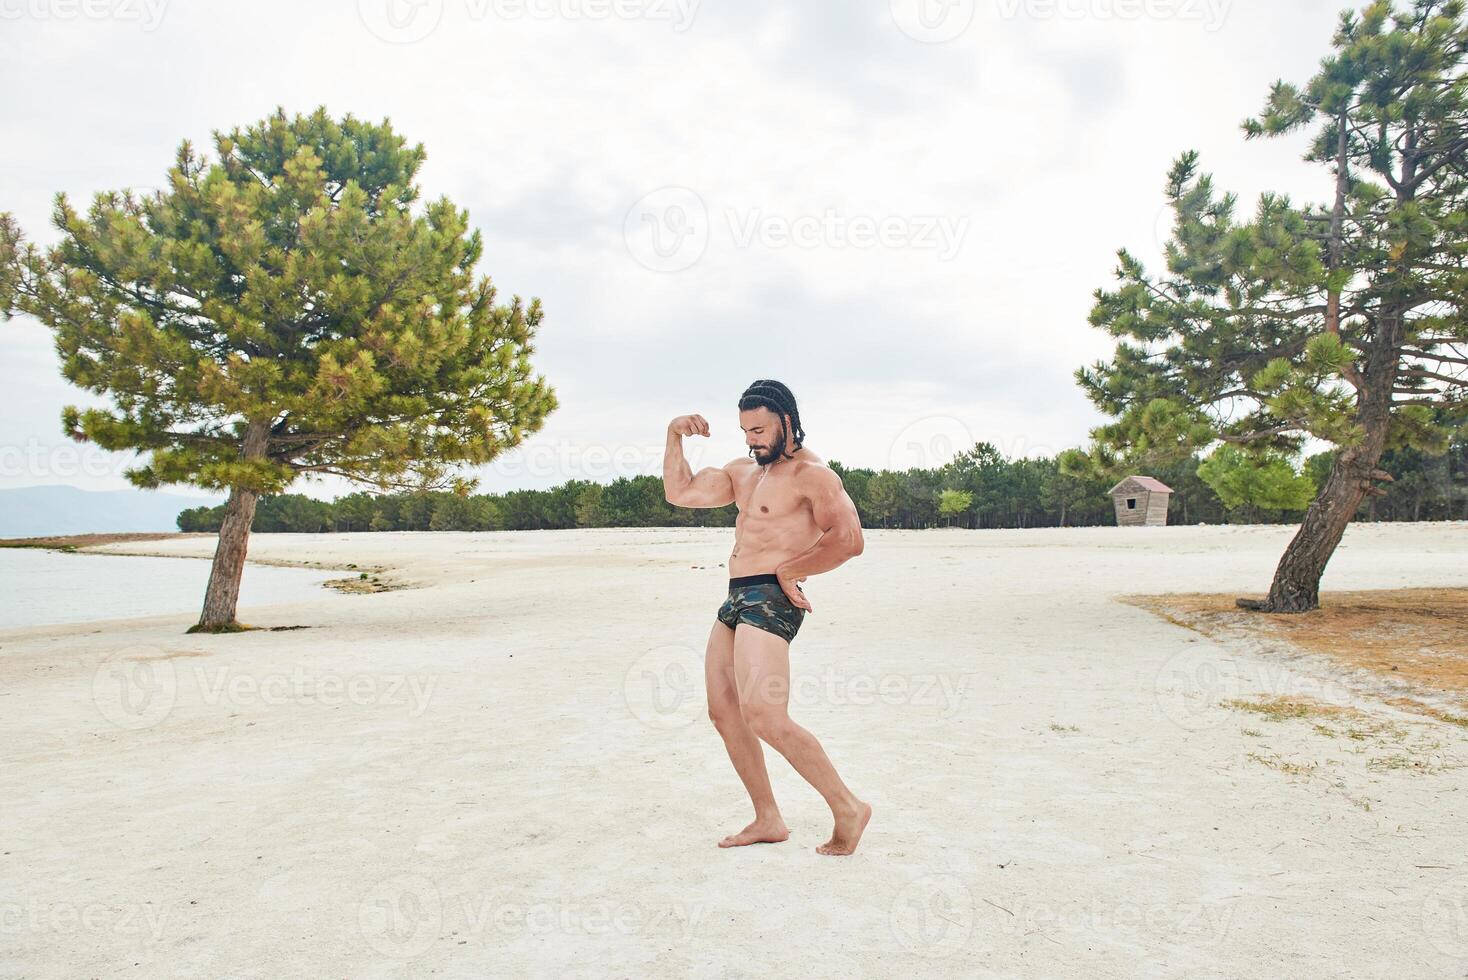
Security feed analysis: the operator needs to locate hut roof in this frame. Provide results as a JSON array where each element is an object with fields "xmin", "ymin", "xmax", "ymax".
[{"xmin": 1108, "ymin": 475, "xmax": 1174, "ymax": 495}]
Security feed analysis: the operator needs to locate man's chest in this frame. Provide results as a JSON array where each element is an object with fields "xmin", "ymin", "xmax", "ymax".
[{"xmin": 732, "ymin": 467, "xmax": 806, "ymax": 520}]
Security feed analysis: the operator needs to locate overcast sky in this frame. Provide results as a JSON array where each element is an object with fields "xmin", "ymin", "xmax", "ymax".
[{"xmin": 0, "ymin": 0, "xmax": 1348, "ymax": 500}]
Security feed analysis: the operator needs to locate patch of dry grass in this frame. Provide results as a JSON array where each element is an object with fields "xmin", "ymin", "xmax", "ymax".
[
  {"xmin": 322, "ymin": 574, "xmax": 397, "ymax": 594},
  {"xmin": 1223, "ymin": 693, "xmax": 1409, "ymax": 741},
  {"xmin": 1244, "ymin": 751, "xmax": 1317, "ymax": 776},
  {"xmin": 1366, "ymin": 753, "xmax": 1435, "ymax": 773},
  {"xmin": 1384, "ymin": 699, "xmax": 1468, "ymax": 729},
  {"xmin": 1122, "ymin": 587, "xmax": 1468, "ymax": 722},
  {"xmin": 1221, "ymin": 693, "xmax": 1448, "ymax": 780},
  {"xmin": 1221, "ymin": 695, "xmax": 1365, "ymax": 723}
]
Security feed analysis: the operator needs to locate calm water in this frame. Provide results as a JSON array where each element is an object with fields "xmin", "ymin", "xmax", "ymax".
[{"xmin": 0, "ymin": 549, "xmax": 341, "ymax": 630}]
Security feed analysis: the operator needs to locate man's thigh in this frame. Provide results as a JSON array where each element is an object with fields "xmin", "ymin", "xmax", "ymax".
[
  {"xmin": 732, "ymin": 623, "xmax": 792, "ymax": 716},
  {"xmin": 705, "ymin": 619, "xmax": 739, "ymax": 710}
]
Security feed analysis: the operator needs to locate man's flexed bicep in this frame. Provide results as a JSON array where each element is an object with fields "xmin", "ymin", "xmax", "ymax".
[
  {"xmin": 673, "ymin": 466, "xmax": 735, "ymax": 508},
  {"xmin": 664, "ymin": 414, "xmax": 737, "ymax": 508}
]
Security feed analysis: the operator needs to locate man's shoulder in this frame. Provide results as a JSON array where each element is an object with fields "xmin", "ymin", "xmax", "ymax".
[
  {"xmin": 790, "ymin": 452, "xmax": 837, "ymax": 487},
  {"xmin": 793, "ymin": 445, "xmax": 826, "ymax": 465}
]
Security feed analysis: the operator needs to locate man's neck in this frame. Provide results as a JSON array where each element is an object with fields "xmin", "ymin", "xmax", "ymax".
[{"xmin": 760, "ymin": 446, "xmax": 802, "ymax": 469}]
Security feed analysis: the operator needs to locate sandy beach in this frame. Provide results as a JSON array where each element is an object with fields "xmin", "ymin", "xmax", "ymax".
[{"xmin": 2, "ymin": 522, "xmax": 1466, "ymax": 978}]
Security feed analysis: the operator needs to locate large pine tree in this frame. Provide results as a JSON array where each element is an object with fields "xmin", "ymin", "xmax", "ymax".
[
  {"xmin": 1077, "ymin": 1, "xmax": 1467, "ymax": 612},
  {"xmin": 1, "ymin": 106, "xmax": 558, "ymax": 631}
]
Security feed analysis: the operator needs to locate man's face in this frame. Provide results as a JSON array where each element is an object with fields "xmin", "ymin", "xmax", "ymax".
[{"xmin": 740, "ymin": 407, "xmax": 787, "ymax": 466}]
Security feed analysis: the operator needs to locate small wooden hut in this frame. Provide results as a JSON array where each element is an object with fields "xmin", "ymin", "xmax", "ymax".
[{"xmin": 1109, "ymin": 476, "xmax": 1173, "ymax": 527}]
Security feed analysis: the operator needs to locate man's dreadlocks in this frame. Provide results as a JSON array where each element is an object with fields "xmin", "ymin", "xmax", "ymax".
[{"xmin": 738, "ymin": 379, "xmax": 805, "ymax": 463}]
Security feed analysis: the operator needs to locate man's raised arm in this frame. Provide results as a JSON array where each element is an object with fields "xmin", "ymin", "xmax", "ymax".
[{"xmin": 664, "ymin": 414, "xmax": 736, "ymax": 508}]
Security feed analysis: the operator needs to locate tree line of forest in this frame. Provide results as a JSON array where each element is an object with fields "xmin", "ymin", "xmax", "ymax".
[{"xmin": 177, "ymin": 416, "xmax": 1467, "ymax": 534}]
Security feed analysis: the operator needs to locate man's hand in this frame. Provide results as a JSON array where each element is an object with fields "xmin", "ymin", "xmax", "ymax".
[
  {"xmin": 776, "ymin": 567, "xmax": 813, "ymax": 613},
  {"xmin": 669, "ymin": 414, "xmax": 710, "ymax": 438}
]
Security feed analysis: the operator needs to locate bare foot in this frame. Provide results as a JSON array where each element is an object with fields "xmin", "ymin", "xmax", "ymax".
[
  {"xmin": 717, "ymin": 818, "xmax": 791, "ymax": 848},
  {"xmin": 816, "ymin": 800, "xmax": 872, "ymax": 856}
]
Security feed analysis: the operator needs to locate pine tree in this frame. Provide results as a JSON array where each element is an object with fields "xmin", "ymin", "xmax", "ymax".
[
  {"xmin": 1, "ymin": 107, "xmax": 558, "ymax": 631},
  {"xmin": 1077, "ymin": 1, "xmax": 1468, "ymax": 611},
  {"xmin": 1196, "ymin": 445, "xmax": 1318, "ymax": 512}
]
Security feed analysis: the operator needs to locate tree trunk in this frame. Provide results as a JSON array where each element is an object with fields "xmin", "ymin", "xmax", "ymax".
[
  {"xmin": 192, "ymin": 419, "xmax": 271, "ymax": 632},
  {"xmin": 1237, "ymin": 451, "xmax": 1370, "ymax": 612},
  {"xmin": 1238, "ymin": 311, "xmax": 1400, "ymax": 614}
]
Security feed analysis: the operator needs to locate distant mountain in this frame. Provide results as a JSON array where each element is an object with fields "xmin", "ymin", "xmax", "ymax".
[{"xmin": 0, "ymin": 485, "xmax": 227, "ymax": 537}]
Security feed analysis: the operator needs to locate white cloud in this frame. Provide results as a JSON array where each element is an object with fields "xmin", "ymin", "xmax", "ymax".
[{"xmin": 0, "ymin": 0, "xmax": 1350, "ymax": 496}]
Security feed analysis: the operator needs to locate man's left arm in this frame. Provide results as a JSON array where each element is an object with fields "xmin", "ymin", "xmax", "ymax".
[{"xmin": 775, "ymin": 467, "xmax": 865, "ymax": 612}]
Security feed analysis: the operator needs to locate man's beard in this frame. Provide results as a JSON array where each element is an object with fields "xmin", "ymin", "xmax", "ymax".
[{"xmin": 750, "ymin": 424, "xmax": 789, "ymax": 466}]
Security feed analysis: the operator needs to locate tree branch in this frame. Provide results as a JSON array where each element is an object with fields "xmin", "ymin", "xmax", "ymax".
[
  {"xmin": 1397, "ymin": 368, "xmax": 1467, "ymax": 386},
  {"xmin": 1216, "ymin": 420, "xmax": 1307, "ymax": 443},
  {"xmin": 1399, "ymin": 348, "xmax": 1468, "ymax": 366}
]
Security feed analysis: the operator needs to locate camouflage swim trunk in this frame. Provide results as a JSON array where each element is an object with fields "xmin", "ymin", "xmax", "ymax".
[{"xmin": 716, "ymin": 573, "xmax": 806, "ymax": 643}]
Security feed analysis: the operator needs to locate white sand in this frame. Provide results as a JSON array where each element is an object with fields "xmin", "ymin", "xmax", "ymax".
[{"xmin": 2, "ymin": 523, "xmax": 1466, "ymax": 978}]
